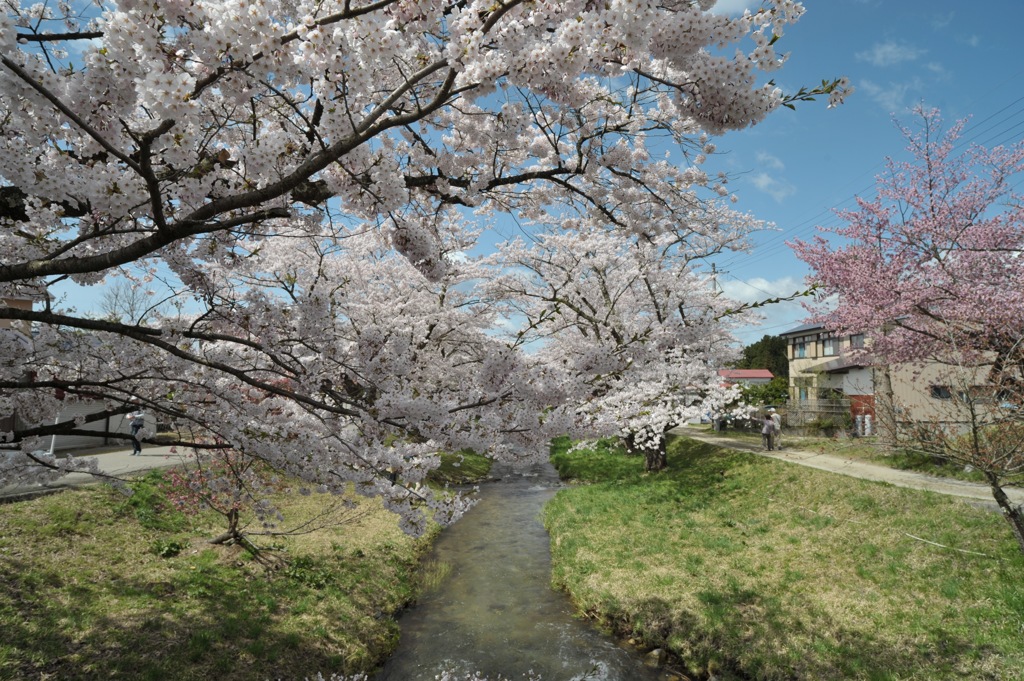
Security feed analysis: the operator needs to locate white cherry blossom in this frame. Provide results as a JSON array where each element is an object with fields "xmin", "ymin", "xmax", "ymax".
[{"xmin": 0, "ymin": 0, "xmax": 847, "ymax": 528}]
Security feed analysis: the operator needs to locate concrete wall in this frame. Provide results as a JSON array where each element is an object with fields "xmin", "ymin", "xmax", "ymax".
[{"xmin": 841, "ymin": 367, "xmax": 873, "ymax": 396}]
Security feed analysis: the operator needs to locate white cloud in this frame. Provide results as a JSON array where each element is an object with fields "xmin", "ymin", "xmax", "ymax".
[
  {"xmin": 720, "ymin": 276, "xmax": 816, "ymax": 345},
  {"xmin": 924, "ymin": 62, "xmax": 949, "ymax": 79},
  {"xmin": 931, "ymin": 12, "xmax": 955, "ymax": 30},
  {"xmin": 856, "ymin": 41, "xmax": 924, "ymax": 67},
  {"xmin": 858, "ymin": 78, "xmax": 922, "ymax": 114},
  {"xmin": 751, "ymin": 172, "xmax": 796, "ymax": 203},
  {"xmin": 721, "ymin": 276, "xmax": 805, "ymax": 306},
  {"xmin": 755, "ymin": 151, "xmax": 785, "ymax": 171}
]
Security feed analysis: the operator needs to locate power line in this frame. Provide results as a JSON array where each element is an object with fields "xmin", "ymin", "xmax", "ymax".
[
  {"xmin": 723, "ymin": 90, "xmax": 1024, "ymax": 343},
  {"xmin": 726, "ymin": 90, "xmax": 1024, "ymax": 272},
  {"xmin": 956, "ymin": 97, "xmax": 1024, "ymax": 148}
]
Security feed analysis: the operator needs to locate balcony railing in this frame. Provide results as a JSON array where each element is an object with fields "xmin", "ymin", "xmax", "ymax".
[{"xmin": 786, "ymin": 398, "xmax": 851, "ymax": 426}]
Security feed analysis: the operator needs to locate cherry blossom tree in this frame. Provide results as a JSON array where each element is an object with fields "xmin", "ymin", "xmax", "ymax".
[
  {"xmin": 1, "ymin": 0, "xmax": 849, "ymax": 530},
  {"xmin": 791, "ymin": 107, "xmax": 1024, "ymax": 551},
  {"xmin": 890, "ymin": 344, "xmax": 1024, "ymax": 552},
  {"xmin": 487, "ymin": 223, "xmax": 752, "ymax": 471}
]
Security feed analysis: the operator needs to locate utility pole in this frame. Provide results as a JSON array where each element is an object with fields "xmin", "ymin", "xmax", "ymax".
[{"xmin": 710, "ymin": 263, "xmax": 727, "ymax": 296}]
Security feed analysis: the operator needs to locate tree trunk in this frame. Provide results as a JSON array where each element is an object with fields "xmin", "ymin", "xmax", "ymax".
[
  {"xmin": 874, "ymin": 365, "xmax": 897, "ymax": 448},
  {"xmin": 623, "ymin": 431, "xmax": 668, "ymax": 472},
  {"xmin": 209, "ymin": 507, "xmax": 242, "ymax": 545},
  {"xmin": 986, "ymin": 472, "xmax": 1024, "ymax": 555},
  {"xmin": 621, "ymin": 432, "xmax": 642, "ymax": 457},
  {"xmin": 644, "ymin": 441, "xmax": 667, "ymax": 472}
]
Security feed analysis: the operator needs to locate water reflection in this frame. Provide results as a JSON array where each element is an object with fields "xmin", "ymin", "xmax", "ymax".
[{"xmin": 375, "ymin": 463, "xmax": 664, "ymax": 681}]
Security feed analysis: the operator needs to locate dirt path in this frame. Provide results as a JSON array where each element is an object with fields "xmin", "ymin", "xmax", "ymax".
[{"xmin": 674, "ymin": 426, "xmax": 1024, "ymax": 508}]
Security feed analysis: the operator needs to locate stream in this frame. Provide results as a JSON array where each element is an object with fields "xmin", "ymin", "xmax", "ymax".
[{"xmin": 374, "ymin": 462, "xmax": 666, "ymax": 681}]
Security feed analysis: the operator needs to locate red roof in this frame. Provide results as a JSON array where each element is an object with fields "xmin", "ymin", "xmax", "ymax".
[{"xmin": 718, "ymin": 369, "xmax": 774, "ymax": 380}]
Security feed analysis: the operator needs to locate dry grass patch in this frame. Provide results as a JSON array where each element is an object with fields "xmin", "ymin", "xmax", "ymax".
[{"xmin": 545, "ymin": 435, "xmax": 1024, "ymax": 681}]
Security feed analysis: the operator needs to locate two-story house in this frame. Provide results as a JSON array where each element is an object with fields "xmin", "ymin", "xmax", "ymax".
[
  {"xmin": 779, "ymin": 323, "xmax": 874, "ymax": 416},
  {"xmin": 779, "ymin": 322, "xmax": 995, "ymax": 430}
]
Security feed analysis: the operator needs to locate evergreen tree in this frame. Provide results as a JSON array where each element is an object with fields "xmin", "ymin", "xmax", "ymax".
[{"xmin": 735, "ymin": 335, "xmax": 789, "ymax": 380}]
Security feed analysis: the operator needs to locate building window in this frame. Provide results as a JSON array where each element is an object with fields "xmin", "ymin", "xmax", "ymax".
[
  {"xmin": 929, "ymin": 385, "xmax": 952, "ymax": 400},
  {"xmin": 996, "ymin": 388, "xmax": 1019, "ymax": 409},
  {"xmin": 850, "ymin": 334, "xmax": 865, "ymax": 349},
  {"xmin": 795, "ymin": 341, "xmax": 806, "ymax": 358},
  {"xmin": 822, "ymin": 337, "xmax": 837, "ymax": 356},
  {"xmin": 795, "ymin": 377, "xmax": 813, "ymax": 401}
]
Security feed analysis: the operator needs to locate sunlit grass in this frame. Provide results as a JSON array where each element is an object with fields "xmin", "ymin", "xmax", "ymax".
[
  {"xmin": 0, "ymin": 451, "xmax": 490, "ymax": 680},
  {"xmin": 545, "ymin": 435, "xmax": 1024, "ymax": 680}
]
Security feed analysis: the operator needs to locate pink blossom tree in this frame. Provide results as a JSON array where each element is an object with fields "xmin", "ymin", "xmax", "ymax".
[
  {"xmin": 791, "ymin": 107, "xmax": 1024, "ymax": 551},
  {"xmin": 0, "ymin": 0, "xmax": 849, "ymax": 530}
]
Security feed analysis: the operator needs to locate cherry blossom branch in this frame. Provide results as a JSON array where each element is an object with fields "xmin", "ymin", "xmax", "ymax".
[
  {"xmin": 14, "ymin": 31, "xmax": 104, "ymax": 42},
  {"xmin": 191, "ymin": 0, "xmax": 404, "ymax": 97},
  {"xmin": 0, "ymin": 206, "xmax": 290, "ymax": 281},
  {"xmin": 0, "ymin": 55, "xmax": 143, "ymax": 175},
  {"xmin": 0, "ymin": 307, "xmax": 365, "ymax": 418}
]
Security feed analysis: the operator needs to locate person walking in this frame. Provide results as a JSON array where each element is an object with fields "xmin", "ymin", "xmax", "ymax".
[
  {"xmin": 761, "ymin": 414, "xmax": 774, "ymax": 451},
  {"xmin": 769, "ymin": 408, "xmax": 782, "ymax": 450},
  {"xmin": 129, "ymin": 406, "xmax": 145, "ymax": 455}
]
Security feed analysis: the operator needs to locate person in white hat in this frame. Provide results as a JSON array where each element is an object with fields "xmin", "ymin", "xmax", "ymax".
[{"xmin": 769, "ymin": 408, "xmax": 782, "ymax": 450}]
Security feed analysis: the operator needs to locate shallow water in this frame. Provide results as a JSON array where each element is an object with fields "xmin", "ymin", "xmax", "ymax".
[{"xmin": 374, "ymin": 462, "xmax": 665, "ymax": 681}]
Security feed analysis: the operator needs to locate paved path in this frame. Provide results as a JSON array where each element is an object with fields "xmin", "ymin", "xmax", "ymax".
[
  {"xmin": 673, "ymin": 426, "xmax": 1024, "ymax": 508},
  {"xmin": 0, "ymin": 445, "xmax": 186, "ymax": 502}
]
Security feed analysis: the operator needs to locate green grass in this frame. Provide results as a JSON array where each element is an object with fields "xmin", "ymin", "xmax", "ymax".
[
  {"xmin": 0, "ymin": 450, "xmax": 488, "ymax": 681},
  {"xmin": 545, "ymin": 435, "xmax": 1024, "ymax": 681}
]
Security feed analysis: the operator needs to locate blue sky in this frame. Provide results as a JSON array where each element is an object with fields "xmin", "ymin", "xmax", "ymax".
[{"xmin": 705, "ymin": 0, "xmax": 1024, "ymax": 344}]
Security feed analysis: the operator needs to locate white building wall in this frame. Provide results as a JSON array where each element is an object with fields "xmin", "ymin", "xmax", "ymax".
[
  {"xmin": 49, "ymin": 401, "xmax": 137, "ymax": 452},
  {"xmin": 842, "ymin": 368, "xmax": 874, "ymax": 395}
]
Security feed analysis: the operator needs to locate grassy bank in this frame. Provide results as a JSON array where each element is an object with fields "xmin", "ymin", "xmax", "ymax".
[
  {"xmin": 0, "ymin": 451, "xmax": 490, "ymax": 680},
  {"xmin": 545, "ymin": 436, "xmax": 1024, "ymax": 680}
]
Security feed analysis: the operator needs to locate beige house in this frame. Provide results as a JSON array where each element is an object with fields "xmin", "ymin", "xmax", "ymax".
[
  {"xmin": 780, "ymin": 323, "xmax": 873, "ymax": 413},
  {"xmin": 779, "ymin": 323, "xmax": 990, "ymax": 429}
]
